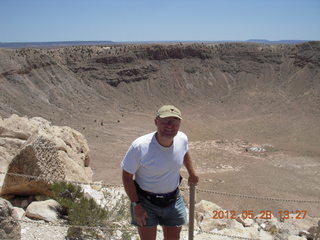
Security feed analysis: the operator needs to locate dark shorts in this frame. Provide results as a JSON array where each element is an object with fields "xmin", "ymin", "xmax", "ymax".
[{"xmin": 130, "ymin": 194, "xmax": 187, "ymax": 227}]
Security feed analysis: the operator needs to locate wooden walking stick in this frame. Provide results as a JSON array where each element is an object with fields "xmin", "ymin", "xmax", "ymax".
[{"xmin": 189, "ymin": 183, "xmax": 196, "ymax": 240}]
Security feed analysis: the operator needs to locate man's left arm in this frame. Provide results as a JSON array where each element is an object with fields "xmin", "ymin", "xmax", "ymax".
[{"xmin": 183, "ymin": 151, "xmax": 199, "ymax": 185}]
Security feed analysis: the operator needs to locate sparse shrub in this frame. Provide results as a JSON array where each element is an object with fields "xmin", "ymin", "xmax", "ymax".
[
  {"xmin": 101, "ymin": 189, "xmax": 133, "ymax": 240},
  {"xmin": 102, "ymin": 190, "xmax": 130, "ymax": 222},
  {"xmin": 51, "ymin": 182, "xmax": 134, "ymax": 240},
  {"xmin": 51, "ymin": 182, "xmax": 108, "ymax": 239},
  {"xmin": 185, "ymin": 67, "xmax": 198, "ymax": 74}
]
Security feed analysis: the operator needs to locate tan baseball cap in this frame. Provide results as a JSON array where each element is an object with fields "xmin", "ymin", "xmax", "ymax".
[{"xmin": 156, "ymin": 105, "xmax": 182, "ymax": 119}]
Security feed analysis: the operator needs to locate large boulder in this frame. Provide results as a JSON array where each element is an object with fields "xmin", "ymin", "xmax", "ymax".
[
  {"xmin": 0, "ymin": 114, "xmax": 93, "ymax": 196},
  {"xmin": 0, "ymin": 115, "xmax": 32, "ymax": 192},
  {"xmin": 0, "ymin": 197, "xmax": 21, "ymax": 240}
]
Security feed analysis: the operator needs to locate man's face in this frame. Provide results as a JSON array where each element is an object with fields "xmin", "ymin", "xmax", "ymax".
[{"xmin": 155, "ymin": 117, "xmax": 181, "ymax": 138}]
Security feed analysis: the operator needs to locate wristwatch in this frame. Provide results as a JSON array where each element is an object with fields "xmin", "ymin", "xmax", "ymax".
[{"xmin": 131, "ymin": 201, "xmax": 141, "ymax": 207}]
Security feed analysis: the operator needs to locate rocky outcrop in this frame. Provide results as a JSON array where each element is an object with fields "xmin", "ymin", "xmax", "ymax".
[
  {"xmin": 104, "ymin": 64, "xmax": 157, "ymax": 87},
  {"xmin": 0, "ymin": 198, "xmax": 21, "ymax": 240},
  {"xmin": 0, "ymin": 114, "xmax": 93, "ymax": 196},
  {"xmin": 140, "ymin": 44, "xmax": 212, "ymax": 60}
]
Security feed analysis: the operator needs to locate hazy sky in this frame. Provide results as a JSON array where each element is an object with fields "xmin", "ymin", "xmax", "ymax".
[{"xmin": 1, "ymin": 0, "xmax": 320, "ymax": 42}]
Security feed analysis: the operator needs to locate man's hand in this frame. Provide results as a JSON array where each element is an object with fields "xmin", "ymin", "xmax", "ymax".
[
  {"xmin": 133, "ymin": 204, "xmax": 148, "ymax": 226},
  {"xmin": 184, "ymin": 152, "xmax": 199, "ymax": 186},
  {"xmin": 188, "ymin": 174, "xmax": 199, "ymax": 186},
  {"xmin": 122, "ymin": 170, "xmax": 148, "ymax": 226}
]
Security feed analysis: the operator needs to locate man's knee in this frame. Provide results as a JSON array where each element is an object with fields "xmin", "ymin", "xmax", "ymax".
[
  {"xmin": 138, "ymin": 226, "xmax": 157, "ymax": 240},
  {"xmin": 162, "ymin": 226, "xmax": 182, "ymax": 240}
]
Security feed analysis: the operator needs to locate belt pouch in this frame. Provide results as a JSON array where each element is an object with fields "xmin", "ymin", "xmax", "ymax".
[{"xmin": 134, "ymin": 181, "xmax": 178, "ymax": 207}]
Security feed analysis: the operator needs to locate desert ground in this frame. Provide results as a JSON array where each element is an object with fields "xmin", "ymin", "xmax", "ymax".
[{"xmin": 0, "ymin": 42, "xmax": 319, "ymax": 221}]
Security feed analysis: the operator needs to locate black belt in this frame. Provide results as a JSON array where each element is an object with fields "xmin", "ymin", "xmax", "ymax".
[
  {"xmin": 142, "ymin": 188, "xmax": 178, "ymax": 198},
  {"xmin": 134, "ymin": 181, "xmax": 179, "ymax": 207}
]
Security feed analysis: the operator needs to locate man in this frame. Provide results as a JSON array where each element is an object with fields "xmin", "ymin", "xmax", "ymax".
[{"xmin": 121, "ymin": 105, "xmax": 199, "ymax": 240}]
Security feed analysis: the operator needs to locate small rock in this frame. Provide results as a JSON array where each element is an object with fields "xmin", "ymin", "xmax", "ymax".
[
  {"xmin": 236, "ymin": 216, "xmax": 254, "ymax": 227},
  {"xmin": 12, "ymin": 207, "xmax": 25, "ymax": 220},
  {"xmin": 25, "ymin": 199, "xmax": 62, "ymax": 222}
]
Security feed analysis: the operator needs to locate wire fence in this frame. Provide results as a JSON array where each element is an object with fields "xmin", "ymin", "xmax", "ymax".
[
  {"xmin": 1, "ymin": 171, "xmax": 320, "ymax": 204},
  {"xmin": 195, "ymin": 187, "xmax": 320, "ymax": 204},
  {"xmin": 1, "ymin": 170, "xmax": 320, "ymax": 240}
]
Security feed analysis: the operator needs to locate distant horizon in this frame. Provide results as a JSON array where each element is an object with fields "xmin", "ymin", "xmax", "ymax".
[{"xmin": 0, "ymin": 39, "xmax": 313, "ymax": 44}]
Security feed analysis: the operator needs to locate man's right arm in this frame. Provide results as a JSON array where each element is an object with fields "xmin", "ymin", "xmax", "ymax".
[
  {"xmin": 122, "ymin": 170, "xmax": 148, "ymax": 226},
  {"xmin": 122, "ymin": 170, "xmax": 139, "ymax": 202}
]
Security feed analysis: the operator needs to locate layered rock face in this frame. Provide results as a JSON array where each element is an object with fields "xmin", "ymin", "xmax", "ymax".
[
  {"xmin": 1, "ymin": 42, "xmax": 319, "ymax": 117},
  {"xmin": 0, "ymin": 114, "xmax": 92, "ymax": 196}
]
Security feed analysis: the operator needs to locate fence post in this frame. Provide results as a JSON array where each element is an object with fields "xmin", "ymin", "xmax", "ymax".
[{"xmin": 189, "ymin": 184, "xmax": 196, "ymax": 240}]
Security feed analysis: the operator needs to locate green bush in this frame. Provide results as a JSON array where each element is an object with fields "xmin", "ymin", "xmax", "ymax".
[
  {"xmin": 51, "ymin": 182, "xmax": 108, "ymax": 239},
  {"xmin": 50, "ymin": 182, "xmax": 134, "ymax": 240}
]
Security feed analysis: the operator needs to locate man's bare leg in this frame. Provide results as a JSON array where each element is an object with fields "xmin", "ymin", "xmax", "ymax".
[
  {"xmin": 138, "ymin": 226, "xmax": 157, "ymax": 240},
  {"xmin": 162, "ymin": 226, "xmax": 182, "ymax": 240}
]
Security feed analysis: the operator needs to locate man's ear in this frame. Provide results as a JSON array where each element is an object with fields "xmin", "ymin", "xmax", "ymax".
[{"xmin": 154, "ymin": 118, "xmax": 158, "ymax": 126}]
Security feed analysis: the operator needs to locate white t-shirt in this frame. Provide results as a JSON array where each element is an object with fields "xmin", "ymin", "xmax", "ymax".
[{"xmin": 121, "ymin": 131, "xmax": 188, "ymax": 193}]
